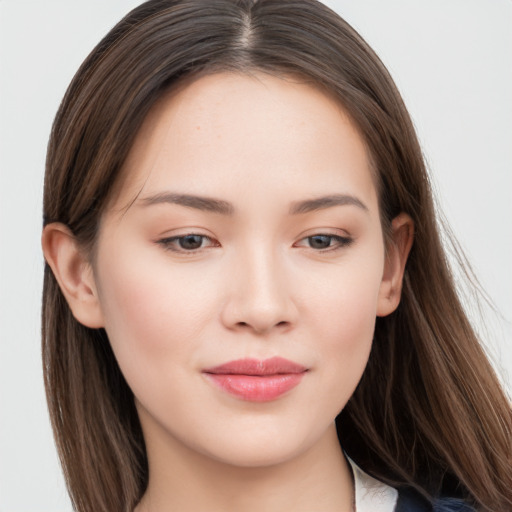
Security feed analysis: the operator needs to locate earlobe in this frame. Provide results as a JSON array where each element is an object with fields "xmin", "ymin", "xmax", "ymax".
[
  {"xmin": 377, "ymin": 213, "xmax": 414, "ymax": 317},
  {"xmin": 41, "ymin": 223, "xmax": 105, "ymax": 328}
]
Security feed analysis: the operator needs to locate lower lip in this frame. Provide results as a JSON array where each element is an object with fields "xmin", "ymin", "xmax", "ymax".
[{"xmin": 204, "ymin": 373, "xmax": 306, "ymax": 402}]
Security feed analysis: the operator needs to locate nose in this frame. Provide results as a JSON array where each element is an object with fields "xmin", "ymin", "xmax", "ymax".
[{"xmin": 220, "ymin": 247, "xmax": 298, "ymax": 335}]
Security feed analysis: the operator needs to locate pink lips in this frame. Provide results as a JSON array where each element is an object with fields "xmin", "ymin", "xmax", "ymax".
[{"xmin": 203, "ymin": 357, "xmax": 307, "ymax": 402}]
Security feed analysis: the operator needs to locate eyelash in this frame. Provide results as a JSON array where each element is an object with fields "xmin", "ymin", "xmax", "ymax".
[
  {"xmin": 157, "ymin": 234, "xmax": 218, "ymax": 253},
  {"xmin": 294, "ymin": 234, "xmax": 353, "ymax": 252},
  {"xmin": 156, "ymin": 233, "xmax": 353, "ymax": 254}
]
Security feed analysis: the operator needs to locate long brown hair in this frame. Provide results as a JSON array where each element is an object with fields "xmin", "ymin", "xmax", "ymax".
[{"xmin": 42, "ymin": 1, "xmax": 512, "ymax": 511}]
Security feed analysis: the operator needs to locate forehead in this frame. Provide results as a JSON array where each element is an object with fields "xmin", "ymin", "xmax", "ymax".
[{"xmin": 110, "ymin": 71, "xmax": 376, "ymax": 212}]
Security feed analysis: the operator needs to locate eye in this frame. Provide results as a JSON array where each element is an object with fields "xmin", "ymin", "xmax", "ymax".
[
  {"xmin": 157, "ymin": 234, "xmax": 218, "ymax": 252},
  {"xmin": 176, "ymin": 234, "xmax": 207, "ymax": 250},
  {"xmin": 295, "ymin": 233, "xmax": 353, "ymax": 251}
]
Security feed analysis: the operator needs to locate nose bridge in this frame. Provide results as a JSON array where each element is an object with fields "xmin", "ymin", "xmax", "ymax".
[{"xmin": 222, "ymin": 240, "xmax": 296, "ymax": 334}]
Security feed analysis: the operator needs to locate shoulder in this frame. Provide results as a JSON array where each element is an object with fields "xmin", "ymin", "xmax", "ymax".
[{"xmin": 395, "ymin": 487, "xmax": 476, "ymax": 512}]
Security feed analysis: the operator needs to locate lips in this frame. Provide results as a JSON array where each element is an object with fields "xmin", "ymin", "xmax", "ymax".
[{"xmin": 202, "ymin": 357, "xmax": 308, "ymax": 402}]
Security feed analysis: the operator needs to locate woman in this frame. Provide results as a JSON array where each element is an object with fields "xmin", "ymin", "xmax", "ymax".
[{"xmin": 41, "ymin": 0, "xmax": 512, "ymax": 511}]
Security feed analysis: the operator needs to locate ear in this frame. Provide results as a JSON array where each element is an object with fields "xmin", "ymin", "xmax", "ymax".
[
  {"xmin": 41, "ymin": 223, "xmax": 105, "ymax": 328},
  {"xmin": 377, "ymin": 213, "xmax": 414, "ymax": 317}
]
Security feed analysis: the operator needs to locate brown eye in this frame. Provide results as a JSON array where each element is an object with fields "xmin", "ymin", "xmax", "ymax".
[
  {"xmin": 308, "ymin": 235, "xmax": 333, "ymax": 249},
  {"xmin": 294, "ymin": 233, "xmax": 353, "ymax": 252},
  {"xmin": 178, "ymin": 234, "xmax": 205, "ymax": 250},
  {"xmin": 157, "ymin": 233, "xmax": 218, "ymax": 253}
]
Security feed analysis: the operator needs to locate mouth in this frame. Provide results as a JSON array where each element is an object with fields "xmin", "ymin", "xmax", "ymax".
[{"xmin": 202, "ymin": 357, "xmax": 308, "ymax": 402}]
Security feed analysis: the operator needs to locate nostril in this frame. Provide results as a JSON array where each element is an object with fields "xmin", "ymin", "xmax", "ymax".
[{"xmin": 234, "ymin": 320, "xmax": 289, "ymax": 332}]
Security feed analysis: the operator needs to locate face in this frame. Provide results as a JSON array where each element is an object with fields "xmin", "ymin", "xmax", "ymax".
[{"xmin": 89, "ymin": 72, "xmax": 395, "ymax": 468}]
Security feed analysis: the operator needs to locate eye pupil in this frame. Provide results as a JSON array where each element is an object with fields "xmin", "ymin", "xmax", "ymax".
[
  {"xmin": 309, "ymin": 235, "xmax": 331, "ymax": 249},
  {"xmin": 179, "ymin": 235, "xmax": 203, "ymax": 250}
]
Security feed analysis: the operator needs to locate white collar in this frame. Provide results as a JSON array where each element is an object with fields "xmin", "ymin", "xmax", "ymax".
[{"xmin": 347, "ymin": 457, "xmax": 398, "ymax": 512}]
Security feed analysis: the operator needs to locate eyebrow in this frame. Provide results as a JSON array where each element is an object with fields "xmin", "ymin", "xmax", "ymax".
[
  {"xmin": 289, "ymin": 194, "xmax": 369, "ymax": 214},
  {"xmin": 137, "ymin": 192, "xmax": 368, "ymax": 215},
  {"xmin": 138, "ymin": 192, "xmax": 234, "ymax": 215}
]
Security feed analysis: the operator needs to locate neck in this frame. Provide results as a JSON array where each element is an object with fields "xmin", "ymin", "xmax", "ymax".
[{"xmin": 135, "ymin": 423, "xmax": 354, "ymax": 512}]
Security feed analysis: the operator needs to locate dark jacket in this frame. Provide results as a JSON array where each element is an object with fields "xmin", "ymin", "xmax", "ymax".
[{"xmin": 396, "ymin": 488, "xmax": 475, "ymax": 512}]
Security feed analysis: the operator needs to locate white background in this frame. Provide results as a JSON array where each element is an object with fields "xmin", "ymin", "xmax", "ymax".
[{"xmin": 0, "ymin": 1, "xmax": 510, "ymax": 510}]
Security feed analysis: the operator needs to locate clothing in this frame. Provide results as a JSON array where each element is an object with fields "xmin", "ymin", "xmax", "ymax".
[
  {"xmin": 348, "ymin": 457, "xmax": 398, "ymax": 511},
  {"xmin": 349, "ymin": 458, "xmax": 475, "ymax": 512},
  {"xmin": 396, "ymin": 489, "xmax": 475, "ymax": 512}
]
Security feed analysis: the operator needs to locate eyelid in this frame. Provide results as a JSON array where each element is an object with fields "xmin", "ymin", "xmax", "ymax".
[
  {"xmin": 154, "ymin": 228, "xmax": 354, "ymax": 254},
  {"xmin": 156, "ymin": 231, "xmax": 220, "ymax": 254},
  {"xmin": 295, "ymin": 227, "xmax": 351, "ymax": 240},
  {"xmin": 293, "ymin": 229, "xmax": 354, "ymax": 251}
]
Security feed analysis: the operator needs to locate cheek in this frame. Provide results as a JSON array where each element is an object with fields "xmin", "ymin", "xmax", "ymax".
[
  {"xmin": 94, "ymin": 244, "xmax": 219, "ymax": 372},
  {"xmin": 302, "ymin": 255, "xmax": 383, "ymax": 396},
  {"xmin": 319, "ymin": 288, "xmax": 377, "ymax": 369},
  {"xmin": 306, "ymin": 258, "xmax": 382, "ymax": 343}
]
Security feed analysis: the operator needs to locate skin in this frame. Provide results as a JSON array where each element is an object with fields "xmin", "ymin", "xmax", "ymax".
[{"xmin": 42, "ymin": 72, "xmax": 413, "ymax": 512}]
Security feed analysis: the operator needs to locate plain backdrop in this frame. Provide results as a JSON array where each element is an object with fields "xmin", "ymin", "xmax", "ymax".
[{"xmin": 0, "ymin": 1, "xmax": 511, "ymax": 510}]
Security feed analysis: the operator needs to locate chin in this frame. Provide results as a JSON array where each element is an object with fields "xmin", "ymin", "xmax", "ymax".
[
  {"xmin": 194, "ymin": 421, "xmax": 332, "ymax": 470},
  {"xmin": 204, "ymin": 442, "xmax": 306, "ymax": 469}
]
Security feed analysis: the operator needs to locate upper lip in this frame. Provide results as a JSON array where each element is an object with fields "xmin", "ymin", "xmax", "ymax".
[{"xmin": 203, "ymin": 357, "xmax": 307, "ymax": 376}]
